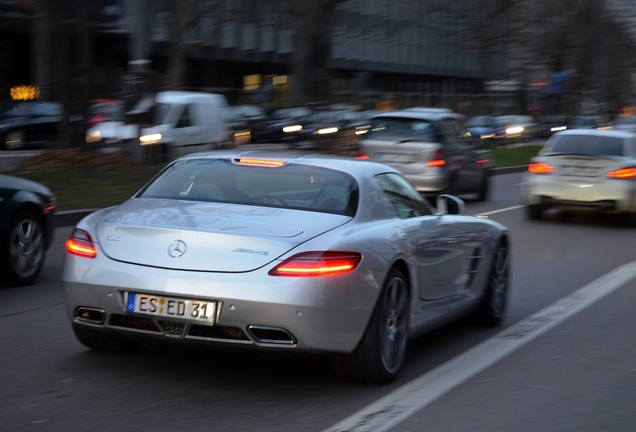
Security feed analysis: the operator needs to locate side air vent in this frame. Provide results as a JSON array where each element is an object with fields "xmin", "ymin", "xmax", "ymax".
[{"xmin": 465, "ymin": 247, "xmax": 483, "ymax": 289}]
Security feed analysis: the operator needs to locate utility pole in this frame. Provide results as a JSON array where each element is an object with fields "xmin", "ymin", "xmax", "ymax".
[{"xmin": 123, "ymin": 0, "xmax": 155, "ymax": 162}]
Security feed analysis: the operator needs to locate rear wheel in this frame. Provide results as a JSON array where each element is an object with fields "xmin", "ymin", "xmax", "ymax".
[
  {"xmin": 1, "ymin": 209, "xmax": 46, "ymax": 286},
  {"xmin": 476, "ymin": 173, "xmax": 490, "ymax": 201},
  {"xmin": 473, "ymin": 240, "xmax": 509, "ymax": 326},
  {"xmin": 527, "ymin": 204, "xmax": 544, "ymax": 220},
  {"xmin": 330, "ymin": 268, "xmax": 409, "ymax": 384},
  {"xmin": 72, "ymin": 323, "xmax": 144, "ymax": 353}
]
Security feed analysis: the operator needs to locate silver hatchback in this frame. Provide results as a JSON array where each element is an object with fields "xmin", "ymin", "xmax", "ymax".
[
  {"xmin": 357, "ymin": 108, "xmax": 492, "ymax": 200},
  {"xmin": 521, "ymin": 129, "xmax": 636, "ymax": 223}
]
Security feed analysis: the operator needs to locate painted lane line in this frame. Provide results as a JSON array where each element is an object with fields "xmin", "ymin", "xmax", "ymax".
[
  {"xmin": 323, "ymin": 261, "xmax": 636, "ymax": 432},
  {"xmin": 476, "ymin": 204, "xmax": 524, "ymax": 217}
]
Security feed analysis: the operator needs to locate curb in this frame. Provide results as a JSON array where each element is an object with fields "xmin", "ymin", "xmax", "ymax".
[{"xmin": 54, "ymin": 166, "xmax": 528, "ymax": 228}]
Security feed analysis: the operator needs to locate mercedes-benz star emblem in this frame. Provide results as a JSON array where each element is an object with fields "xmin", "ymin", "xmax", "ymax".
[{"xmin": 168, "ymin": 240, "xmax": 187, "ymax": 258}]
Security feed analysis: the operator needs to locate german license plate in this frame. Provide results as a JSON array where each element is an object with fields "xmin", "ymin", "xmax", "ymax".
[
  {"xmin": 126, "ymin": 292, "xmax": 216, "ymax": 323},
  {"xmin": 560, "ymin": 166, "xmax": 598, "ymax": 177},
  {"xmin": 376, "ymin": 153, "xmax": 417, "ymax": 163}
]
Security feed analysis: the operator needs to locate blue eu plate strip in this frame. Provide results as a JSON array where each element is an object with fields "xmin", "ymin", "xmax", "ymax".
[{"xmin": 126, "ymin": 292, "xmax": 136, "ymax": 312}]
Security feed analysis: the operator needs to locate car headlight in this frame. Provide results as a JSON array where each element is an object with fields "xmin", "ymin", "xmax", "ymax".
[
  {"xmin": 506, "ymin": 126, "xmax": 524, "ymax": 135},
  {"xmin": 316, "ymin": 127, "xmax": 339, "ymax": 135},
  {"xmin": 139, "ymin": 133, "xmax": 162, "ymax": 145},
  {"xmin": 86, "ymin": 130, "xmax": 101, "ymax": 143},
  {"xmin": 283, "ymin": 125, "xmax": 302, "ymax": 133}
]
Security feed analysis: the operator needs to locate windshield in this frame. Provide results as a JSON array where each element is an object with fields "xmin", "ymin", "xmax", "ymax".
[
  {"xmin": 365, "ymin": 117, "xmax": 437, "ymax": 141},
  {"xmin": 154, "ymin": 102, "xmax": 182, "ymax": 124},
  {"xmin": 547, "ymin": 134, "xmax": 625, "ymax": 156},
  {"xmin": 139, "ymin": 158, "xmax": 359, "ymax": 216}
]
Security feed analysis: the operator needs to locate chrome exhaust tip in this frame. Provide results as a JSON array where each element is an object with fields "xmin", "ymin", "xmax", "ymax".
[
  {"xmin": 75, "ymin": 307, "xmax": 106, "ymax": 325},
  {"xmin": 247, "ymin": 325, "xmax": 296, "ymax": 345}
]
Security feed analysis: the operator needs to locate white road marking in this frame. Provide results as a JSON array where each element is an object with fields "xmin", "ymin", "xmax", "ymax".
[
  {"xmin": 323, "ymin": 260, "xmax": 636, "ymax": 432},
  {"xmin": 476, "ymin": 205, "xmax": 524, "ymax": 216}
]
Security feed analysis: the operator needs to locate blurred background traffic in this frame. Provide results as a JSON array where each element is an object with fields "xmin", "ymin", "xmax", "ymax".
[{"xmin": 0, "ymin": 0, "xmax": 635, "ymax": 159}]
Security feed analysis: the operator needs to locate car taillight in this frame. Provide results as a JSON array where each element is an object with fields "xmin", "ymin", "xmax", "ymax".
[
  {"xmin": 66, "ymin": 228, "xmax": 97, "ymax": 258},
  {"xmin": 269, "ymin": 251, "xmax": 361, "ymax": 277},
  {"xmin": 426, "ymin": 149, "xmax": 446, "ymax": 167},
  {"xmin": 607, "ymin": 168, "xmax": 636, "ymax": 179},
  {"xmin": 528, "ymin": 162, "xmax": 554, "ymax": 174}
]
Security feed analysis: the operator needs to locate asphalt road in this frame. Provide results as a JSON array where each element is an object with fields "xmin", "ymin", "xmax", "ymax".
[{"xmin": 2, "ymin": 171, "xmax": 636, "ymax": 431}]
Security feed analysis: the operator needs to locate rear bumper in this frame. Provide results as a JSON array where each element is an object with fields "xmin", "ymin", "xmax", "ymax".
[
  {"xmin": 522, "ymin": 175, "xmax": 636, "ymax": 213},
  {"xmin": 62, "ymin": 256, "xmax": 382, "ymax": 354}
]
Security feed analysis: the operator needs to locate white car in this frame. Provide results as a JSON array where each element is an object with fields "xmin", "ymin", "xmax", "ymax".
[
  {"xmin": 63, "ymin": 151, "xmax": 509, "ymax": 384},
  {"xmin": 521, "ymin": 129, "xmax": 636, "ymax": 223}
]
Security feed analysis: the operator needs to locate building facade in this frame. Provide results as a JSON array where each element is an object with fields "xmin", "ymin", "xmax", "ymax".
[{"xmin": 0, "ymin": 0, "xmax": 513, "ymax": 114}]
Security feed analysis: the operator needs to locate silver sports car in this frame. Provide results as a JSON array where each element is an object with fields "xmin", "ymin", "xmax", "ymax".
[{"xmin": 63, "ymin": 151, "xmax": 510, "ymax": 384}]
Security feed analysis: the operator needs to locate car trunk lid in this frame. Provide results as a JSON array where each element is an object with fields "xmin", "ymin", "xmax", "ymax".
[{"xmin": 94, "ymin": 198, "xmax": 349, "ymax": 272}]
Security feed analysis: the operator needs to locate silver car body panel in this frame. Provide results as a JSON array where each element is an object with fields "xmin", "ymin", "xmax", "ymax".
[{"xmin": 63, "ymin": 151, "xmax": 506, "ymax": 354}]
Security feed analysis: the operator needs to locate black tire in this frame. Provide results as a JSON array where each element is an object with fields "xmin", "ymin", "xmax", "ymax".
[
  {"xmin": 330, "ymin": 268, "xmax": 409, "ymax": 384},
  {"xmin": 527, "ymin": 204, "xmax": 544, "ymax": 220},
  {"xmin": 473, "ymin": 240, "xmax": 509, "ymax": 326},
  {"xmin": 476, "ymin": 173, "xmax": 490, "ymax": 201},
  {"xmin": 0, "ymin": 209, "xmax": 46, "ymax": 286},
  {"xmin": 72, "ymin": 323, "xmax": 144, "ymax": 353},
  {"xmin": 621, "ymin": 212, "xmax": 636, "ymax": 227}
]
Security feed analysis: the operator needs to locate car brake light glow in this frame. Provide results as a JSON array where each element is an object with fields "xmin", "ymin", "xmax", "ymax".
[
  {"xmin": 607, "ymin": 168, "xmax": 636, "ymax": 179},
  {"xmin": 528, "ymin": 162, "xmax": 554, "ymax": 174},
  {"xmin": 66, "ymin": 228, "xmax": 97, "ymax": 258},
  {"xmin": 355, "ymin": 155, "xmax": 370, "ymax": 160},
  {"xmin": 269, "ymin": 251, "xmax": 361, "ymax": 277},
  {"xmin": 425, "ymin": 149, "xmax": 446, "ymax": 167},
  {"xmin": 426, "ymin": 159, "xmax": 446, "ymax": 167},
  {"xmin": 235, "ymin": 158, "xmax": 286, "ymax": 167}
]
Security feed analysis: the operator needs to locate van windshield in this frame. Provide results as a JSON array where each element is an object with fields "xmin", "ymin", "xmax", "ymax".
[{"xmin": 155, "ymin": 103, "xmax": 181, "ymax": 125}]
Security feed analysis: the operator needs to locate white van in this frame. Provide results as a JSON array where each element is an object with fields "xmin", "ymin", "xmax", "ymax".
[{"xmin": 139, "ymin": 91, "xmax": 233, "ymax": 161}]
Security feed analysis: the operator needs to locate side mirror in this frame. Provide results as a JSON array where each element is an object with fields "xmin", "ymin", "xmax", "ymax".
[{"xmin": 436, "ymin": 194, "xmax": 465, "ymax": 215}]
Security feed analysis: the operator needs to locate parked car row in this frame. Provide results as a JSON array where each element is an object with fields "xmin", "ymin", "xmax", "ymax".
[
  {"xmin": 0, "ymin": 101, "xmax": 63, "ymax": 150},
  {"xmin": 465, "ymin": 114, "xmax": 540, "ymax": 144},
  {"xmin": 465, "ymin": 113, "xmax": 618, "ymax": 145}
]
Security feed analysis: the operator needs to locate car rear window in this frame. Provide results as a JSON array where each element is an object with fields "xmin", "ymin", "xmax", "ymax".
[
  {"xmin": 139, "ymin": 158, "xmax": 359, "ymax": 216},
  {"xmin": 366, "ymin": 117, "xmax": 436, "ymax": 142},
  {"xmin": 548, "ymin": 134, "xmax": 625, "ymax": 156}
]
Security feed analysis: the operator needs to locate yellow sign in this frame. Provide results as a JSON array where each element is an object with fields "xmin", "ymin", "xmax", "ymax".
[{"xmin": 10, "ymin": 85, "xmax": 40, "ymax": 100}]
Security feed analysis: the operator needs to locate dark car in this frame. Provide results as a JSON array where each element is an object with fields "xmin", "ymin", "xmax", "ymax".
[
  {"xmin": 295, "ymin": 107, "xmax": 370, "ymax": 154},
  {"xmin": 256, "ymin": 106, "xmax": 313, "ymax": 143},
  {"xmin": 537, "ymin": 115, "xmax": 568, "ymax": 138},
  {"xmin": 0, "ymin": 101, "xmax": 63, "ymax": 150},
  {"xmin": 228, "ymin": 104, "xmax": 270, "ymax": 145},
  {"xmin": 466, "ymin": 115, "xmax": 499, "ymax": 142},
  {"xmin": 493, "ymin": 115, "xmax": 540, "ymax": 143},
  {"xmin": 0, "ymin": 174, "xmax": 57, "ymax": 286},
  {"xmin": 567, "ymin": 115, "xmax": 612, "ymax": 131}
]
